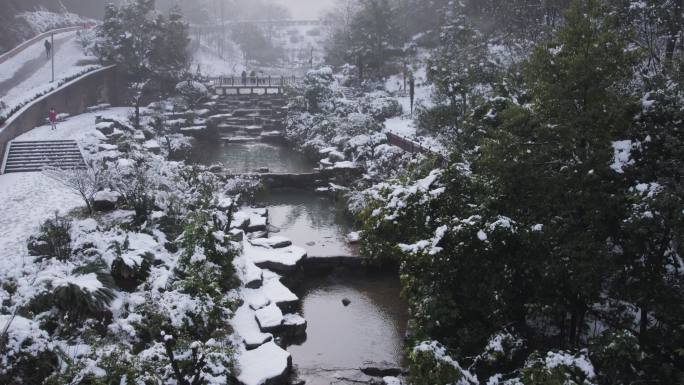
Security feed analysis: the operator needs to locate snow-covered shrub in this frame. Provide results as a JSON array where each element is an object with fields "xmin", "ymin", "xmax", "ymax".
[
  {"xmin": 474, "ymin": 330, "xmax": 527, "ymax": 379},
  {"xmin": 333, "ymin": 112, "xmax": 382, "ymax": 145},
  {"xmin": 303, "ymin": 66, "xmax": 334, "ymax": 112},
  {"xmin": 176, "ymin": 80, "xmax": 209, "ymax": 110},
  {"xmin": 163, "ymin": 134, "xmax": 193, "ymax": 160},
  {"xmin": 27, "ymin": 214, "xmax": 72, "ymax": 262},
  {"xmin": 333, "ymin": 98, "xmax": 359, "ymax": 116},
  {"xmin": 30, "ymin": 266, "xmax": 116, "ymax": 324},
  {"xmin": 588, "ymin": 330, "xmax": 642, "ymax": 385},
  {"xmin": 109, "ymin": 156, "xmax": 157, "ymax": 226},
  {"xmin": 416, "ymin": 104, "xmax": 455, "ymax": 134},
  {"xmin": 409, "ymin": 341, "xmax": 478, "ymax": 385},
  {"xmin": 109, "ymin": 237, "xmax": 154, "ymax": 292},
  {"xmin": 0, "ymin": 315, "xmax": 58, "ymax": 385},
  {"xmin": 178, "ymin": 210, "xmax": 240, "ymax": 294},
  {"xmin": 337, "ymin": 63, "xmax": 359, "ymax": 86},
  {"xmin": 76, "ymin": 27, "xmax": 98, "ymax": 55},
  {"xmin": 18, "ymin": 8, "xmax": 89, "ymax": 33},
  {"xmin": 520, "ymin": 350, "xmax": 597, "ymax": 385},
  {"xmin": 360, "ymin": 91, "xmax": 403, "ymax": 121}
]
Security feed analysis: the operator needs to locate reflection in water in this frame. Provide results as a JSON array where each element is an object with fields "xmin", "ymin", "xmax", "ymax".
[
  {"xmin": 254, "ymin": 189, "xmax": 357, "ymax": 257},
  {"xmin": 289, "ymin": 271, "xmax": 408, "ymax": 385},
  {"xmin": 188, "ymin": 141, "xmax": 314, "ymax": 174}
]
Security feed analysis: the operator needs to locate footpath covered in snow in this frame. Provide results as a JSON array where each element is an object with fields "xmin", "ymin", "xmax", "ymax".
[{"xmin": 0, "ymin": 29, "xmax": 100, "ymax": 122}]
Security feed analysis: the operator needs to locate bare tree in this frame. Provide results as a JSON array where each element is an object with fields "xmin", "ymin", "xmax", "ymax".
[{"xmin": 43, "ymin": 161, "xmax": 107, "ymax": 215}]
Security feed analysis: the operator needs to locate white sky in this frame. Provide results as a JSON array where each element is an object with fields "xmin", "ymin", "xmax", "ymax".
[{"xmin": 273, "ymin": 0, "xmax": 337, "ymax": 19}]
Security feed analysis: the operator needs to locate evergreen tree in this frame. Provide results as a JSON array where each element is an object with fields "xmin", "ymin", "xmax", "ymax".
[
  {"xmin": 426, "ymin": 1, "xmax": 490, "ymax": 130},
  {"xmin": 349, "ymin": 0, "xmax": 401, "ymax": 79}
]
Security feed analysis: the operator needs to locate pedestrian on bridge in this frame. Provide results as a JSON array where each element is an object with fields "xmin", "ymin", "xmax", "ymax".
[
  {"xmin": 44, "ymin": 39, "xmax": 52, "ymax": 60},
  {"xmin": 49, "ymin": 108, "xmax": 58, "ymax": 130},
  {"xmin": 241, "ymin": 71, "xmax": 248, "ymax": 85}
]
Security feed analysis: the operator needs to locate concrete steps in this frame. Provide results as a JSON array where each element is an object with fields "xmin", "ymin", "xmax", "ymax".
[
  {"xmin": 208, "ymin": 93, "xmax": 288, "ymax": 145},
  {"xmin": 2, "ymin": 140, "xmax": 85, "ymax": 173}
]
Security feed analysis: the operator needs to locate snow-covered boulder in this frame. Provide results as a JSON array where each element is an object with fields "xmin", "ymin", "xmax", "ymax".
[
  {"xmin": 93, "ymin": 190, "xmax": 122, "ymax": 212},
  {"xmin": 347, "ymin": 231, "xmax": 361, "ymax": 244},
  {"xmin": 231, "ymin": 304, "xmax": 273, "ymax": 350},
  {"xmin": 261, "ymin": 271, "xmax": 299, "ymax": 310},
  {"xmin": 360, "ymin": 361, "xmax": 404, "ymax": 377},
  {"xmin": 249, "ymin": 236, "xmax": 292, "ymax": 249},
  {"xmin": 236, "ymin": 342, "xmax": 292, "ymax": 385},
  {"xmin": 282, "ymin": 313, "xmax": 307, "ymax": 339},
  {"xmin": 95, "ymin": 121, "xmax": 115, "ymax": 135},
  {"xmin": 246, "ymin": 215, "xmax": 268, "ymax": 232},
  {"xmin": 244, "ymin": 242, "xmax": 307, "ymax": 273},
  {"xmin": 254, "ymin": 303, "xmax": 284, "ymax": 332},
  {"xmin": 143, "ymin": 139, "xmax": 161, "ymax": 154}
]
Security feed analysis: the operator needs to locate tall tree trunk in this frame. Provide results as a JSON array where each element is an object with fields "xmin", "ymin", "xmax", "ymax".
[
  {"xmin": 665, "ymin": 0, "xmax": 683, "ymax": 67},
  {"xmin": 569, "ymin": 311, "xmax": 577, "ymax": 347},
  {"xmin": 559, "ymin": 313, "xmax": 566, "ymax": 349},
  {"xmin": 639, "ymin": 303, "xmax": 649, "ymax": 346}
]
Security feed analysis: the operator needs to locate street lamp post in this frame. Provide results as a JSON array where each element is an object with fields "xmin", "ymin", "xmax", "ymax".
[{"xmin": 50, "ymin": 33, "xmax": 55, "ymax": 83}]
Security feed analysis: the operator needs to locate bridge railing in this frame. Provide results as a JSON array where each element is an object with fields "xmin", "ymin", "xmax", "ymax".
[{"xmin": 210, "ymin": 76, "xmax": 301, "ymax": 88}]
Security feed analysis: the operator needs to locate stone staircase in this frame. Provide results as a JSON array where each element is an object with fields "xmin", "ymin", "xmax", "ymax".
[
  {"xmin": 206, "ymin": 94, "xmax": 288, "ymax": 143},
  {"xmin": 2, "ymin": 140, "xmax": 86, "ymax": 173},
  {"xmin": 338, "ymin": 86, "xmax": 356, "ymax": 100}
]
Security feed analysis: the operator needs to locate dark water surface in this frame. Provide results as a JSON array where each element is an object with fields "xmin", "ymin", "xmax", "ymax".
[
  {"xmin": 253, "ymin": 189, "xmax": 357, "ymax": 257},
  {"xmin": 188, "ymin": 141, "xmax": 314, "ymax": 174},
  {"xmin": 288, "ymin": 271, "xmax": 408, "ymax": 385}
]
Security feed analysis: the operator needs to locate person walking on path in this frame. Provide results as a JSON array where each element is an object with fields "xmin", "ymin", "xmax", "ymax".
[
  {"xmin": 49, "ymin": 108, "xmax": 58, "ymax": 130},
  {"xmin": 241, "ymin": 71, "xmax": 248, "ymax": 85},
  {"xmin": 44, "ymin": 39, "xmax": 52, "ymax": 60}
]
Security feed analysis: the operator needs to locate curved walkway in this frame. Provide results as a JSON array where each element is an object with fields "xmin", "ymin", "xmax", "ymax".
[{"xmin": 0, "ymin": 33, "xmax": 76, "ymax": 99}]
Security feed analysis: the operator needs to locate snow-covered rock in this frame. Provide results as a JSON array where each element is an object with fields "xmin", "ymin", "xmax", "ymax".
[
  {"xmin": 347, "ymin": 231, "xmax": 361, "ymax": 244},
  {"xmin": 254, "ymin": 303, "xmax": 284, "ymax": 331},
  {"xmin": 236, "ymin": 342, "xmax": 291, "ymax": 385},
  {"xmin": 244, "ymin": 241, "xmax": 307, "ymax": 272},
  {"xmin": 282, "ymin": 313, "xmax": 307, "ymax": 338},
  {"xmin": 249, "ymin": 236, "xmax": 292, "ymax": 249},
  {"xmin": 231, "ymin": 304, "xmax": 273, "ymax": 350},
  {"xmin": 93, "ymin": 190, "xmax": 121, "ymax": 212}
]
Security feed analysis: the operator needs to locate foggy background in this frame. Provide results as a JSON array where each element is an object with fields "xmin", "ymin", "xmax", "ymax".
[{"xmin": 273, "ymin": 0, "xmax": 336, "ymax": 19}]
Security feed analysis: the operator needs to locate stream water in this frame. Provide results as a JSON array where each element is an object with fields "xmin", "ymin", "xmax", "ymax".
[
  {"xmin": 253, "ymin": 189, "xmax": 357, "ymax": 257},
  {"xmin": 188, "ymin": 141, "xmax": 315, "ymax": 174},
  {"xmin": 194, "ymin": 139, "xmax": 408, "ymax": 383},
  {"xmin": 288, "ymin": 270, "xmax": 408, "ymax": 385}
]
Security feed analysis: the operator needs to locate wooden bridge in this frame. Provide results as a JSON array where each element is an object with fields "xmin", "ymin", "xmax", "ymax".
[{"xmin": 210, "ymin": 76, "xmax": 301, "ymax": 96}]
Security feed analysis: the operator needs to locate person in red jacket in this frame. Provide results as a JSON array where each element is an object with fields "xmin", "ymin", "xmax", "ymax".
[{"xmin": 49, "ymin": 108, "xmax": 57, "ymax": 130}]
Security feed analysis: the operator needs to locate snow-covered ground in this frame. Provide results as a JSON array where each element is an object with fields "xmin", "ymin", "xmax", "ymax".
[
  {"xmin": 0, "ymin": 31, "xmax": 100, "ymax": 119},
  {"xmin": 192, "ymin": 42, "xmax": 246, "ymax": 77},
  {"xmin": 0, "ymin": 108, "xmax": 133, "ymax": 305},
  {"xmin": 0, "ymin": 172, "xmax": 81, "ymax": 269},
  {"xmin": 382, "ymin": 65, "xmax": 446, "ymax": 153},
  {"xmin": 16, "ymin": 107, "xmax": 131, "ymax": 143}
]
